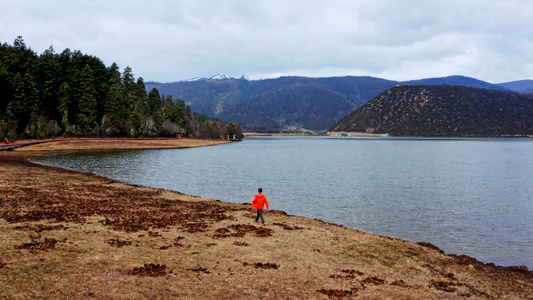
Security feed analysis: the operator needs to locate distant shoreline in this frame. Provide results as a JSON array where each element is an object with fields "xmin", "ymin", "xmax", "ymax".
[
  {"xmin": 244, "ymin": 131, "xmax": 533, "ymax": 139},
  {"xmin": 243, "ymin": 132, "xmax": 382, "ymax": 137}
]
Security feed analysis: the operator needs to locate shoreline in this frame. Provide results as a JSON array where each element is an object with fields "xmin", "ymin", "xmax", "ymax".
[
  {"xmin": 1, "ymin": 138, "xmax": 531, "ymax": 298},
  {"xmin": 244, "ymin": 131, "xmax": 533, "ymax": 139},
  {"xmin": 328, "ymin": 131, "xmax": 533, "ymax": 139}
]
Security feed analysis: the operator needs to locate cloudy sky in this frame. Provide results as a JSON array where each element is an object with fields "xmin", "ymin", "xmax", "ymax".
[{"xmin": 2, "ymin": 0, "xmax": 532, "ymax": 83}]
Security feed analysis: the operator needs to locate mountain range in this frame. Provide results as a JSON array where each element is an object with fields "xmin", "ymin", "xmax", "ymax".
[{"xmin": 145, "ymin": 75, "xmax": 533, "ymax": 131}]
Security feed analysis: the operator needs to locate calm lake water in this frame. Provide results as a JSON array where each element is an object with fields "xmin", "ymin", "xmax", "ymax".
[{"xmin": 33, "ymin": 136, "xmax": 533, "ymax": 269}]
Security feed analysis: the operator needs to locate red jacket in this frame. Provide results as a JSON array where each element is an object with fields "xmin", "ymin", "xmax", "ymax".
[{"xmin": 251, "ymin": 193, "xmax": 269, "ymax": 210}]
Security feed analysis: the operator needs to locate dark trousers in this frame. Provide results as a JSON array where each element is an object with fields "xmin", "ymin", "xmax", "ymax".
[{"xmin": 255, "ymin": 209, "xmax": 265, "ymax": 223}]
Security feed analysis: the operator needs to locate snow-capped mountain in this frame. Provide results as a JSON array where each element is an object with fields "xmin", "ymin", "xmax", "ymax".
[
  {"xmin": 185, "ymin": 73, "xmax": 248, "ymax": 81},
  {"xmin": 209, "ymin": 73, "xmax": 233, "ymax": 80}
]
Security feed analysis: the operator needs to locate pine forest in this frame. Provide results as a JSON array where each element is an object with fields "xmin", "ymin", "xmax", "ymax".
[{"xmin": 0, "ymin": 36, "xmax": 243, "ymax": 141}]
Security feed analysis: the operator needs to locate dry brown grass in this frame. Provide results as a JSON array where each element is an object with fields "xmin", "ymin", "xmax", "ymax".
[{"xmin": 1, "ymin": 139, "xmax": 531, "ymax": 299}]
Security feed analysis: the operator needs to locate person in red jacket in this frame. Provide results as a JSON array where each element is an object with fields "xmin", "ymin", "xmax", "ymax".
[{"xmin": 251, "ymin": 188, "xmax": 269, "ymax": 225}]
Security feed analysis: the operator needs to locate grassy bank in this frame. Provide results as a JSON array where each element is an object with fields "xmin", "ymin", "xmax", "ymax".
[{"xmin": 1, "ymin": 139, "xmax": 531, "ymax": 299}]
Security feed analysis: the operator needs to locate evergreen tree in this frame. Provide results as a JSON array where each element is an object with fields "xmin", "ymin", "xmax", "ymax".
[
  {"xmin": 37, "ymin": 45, "xmax": 62, "ymax": 122},
  {"xmin": 13, "ymin": 36, "xmax": 26, "ymax": 51},
  {"xmin": 147, "ymin": 88, "xmax": 161, "ymax": 119},
  {"xmin": 134, "ymin": 77, "xmax": 148, "ymax": 117},
  {"xmin": 14, "ymin": 72, "xmax": 39, "ymax": 133},
  {"xmin": 122, "ymin": 66, "xmax": 136, "ymax": 119},
  {"xmin": 103, "ymin": 62, "xmax": 123, "ymax": 134},
  {"xmin": 76, "ymin": 65, "xmax": 98, "ymax": 134},
  {"xmin": 227, "ymin": 122, "xmax": 236, "ymax": 139},
  {"xmin": 57, "ymin": 82, "xmax": 71, "ymax": 130}
]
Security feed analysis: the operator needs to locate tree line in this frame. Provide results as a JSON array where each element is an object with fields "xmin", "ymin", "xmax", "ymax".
[{"xmin": 0, "ymin": 36, "xmax": 243, "ymax": 141}]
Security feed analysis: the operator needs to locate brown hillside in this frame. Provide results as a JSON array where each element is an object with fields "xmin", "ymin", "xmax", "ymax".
[{"xmin": 332, "ymin": 85, "xmax": 533, "ymax": 137}]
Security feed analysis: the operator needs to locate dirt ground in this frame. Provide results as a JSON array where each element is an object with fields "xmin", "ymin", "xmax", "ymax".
[{"xmin": 1, "ymin": 138, "xmax": 532, "ymax": 299}]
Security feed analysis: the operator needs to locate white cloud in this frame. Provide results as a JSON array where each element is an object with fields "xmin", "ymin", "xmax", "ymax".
[{"xmin": 1, "ymin": 0, "xmax": 532, "ymax": 82}]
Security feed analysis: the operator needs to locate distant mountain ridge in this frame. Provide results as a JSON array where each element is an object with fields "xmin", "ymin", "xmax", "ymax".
[
  {"xmin": 497, "ymin": 80, "xmax": 533, "ymax": 94},
  {"xmin": 146, "ymin": 75, "xmax": 530, "ymax": 131},
  {"xmin": 331, "ymin": 85, "xmax": 533, "ymax": 137},
  {"xmin": 402, "ymin": 75, "xmax": 509, "ymax": 91}
]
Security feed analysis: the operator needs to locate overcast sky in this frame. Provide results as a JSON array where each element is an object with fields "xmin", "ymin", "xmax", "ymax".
[{"xmin": 2, "ymin": 0, "xmax": 532, "ymax": 83}]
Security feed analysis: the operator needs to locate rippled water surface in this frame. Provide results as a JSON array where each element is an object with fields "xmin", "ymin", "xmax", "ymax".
[{"xmin": 34, "ymin": 136, "xmax": 533, "ymax": 268}]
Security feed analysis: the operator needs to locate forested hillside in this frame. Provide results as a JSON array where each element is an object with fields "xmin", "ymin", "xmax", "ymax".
[
  {"xmin": 149, "ymin": 76, "xmax": 398, "ymax": 131},
  {"xmin": 216, "ymin": 84, "xmax": 354, "ymax": 131},
  {"xmin": 331, "ymin": 85, "xmax": 533, "ymax": 137},
  {"xmin": 0, "ymin": 36, "xmax": 242, "ymax": 141}
]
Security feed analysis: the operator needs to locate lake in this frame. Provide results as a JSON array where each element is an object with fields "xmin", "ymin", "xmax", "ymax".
[{"xmin": 33, "ymin": 136, "xmax": 533, "ymax": 269}]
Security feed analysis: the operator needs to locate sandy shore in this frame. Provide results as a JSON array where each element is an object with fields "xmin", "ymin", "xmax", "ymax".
[{"xmin": 1, "ymin": 138, "xmax": 531, "ymax": 299}]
